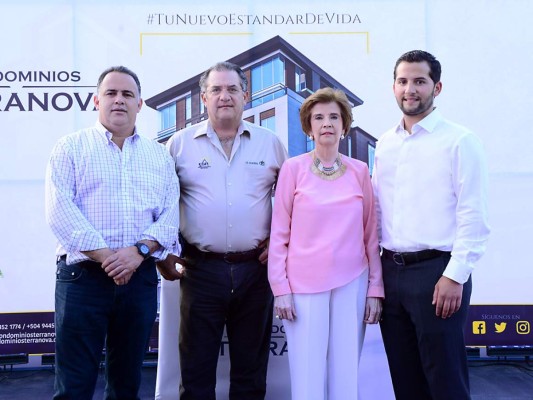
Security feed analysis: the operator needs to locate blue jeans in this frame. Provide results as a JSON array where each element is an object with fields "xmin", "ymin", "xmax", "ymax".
[
  {"xmin": 53, "ymin": 257, "xmax": 158, "ymax": 400},
  {"xmin": 179, "ymin": 256, "xmax": 273, "ymax": 400}
]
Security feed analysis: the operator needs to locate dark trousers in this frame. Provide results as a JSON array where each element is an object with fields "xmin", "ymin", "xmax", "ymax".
[
  {"xmin": 179, "ymin": 256, "xmax": 273, "ymax": 400},
  {"xmin": 53, "ymin": 257, "xmax": 158, "ymax": 400},
  {"xmin": 380, "ymin": 254, "xmax": 472, "ymax": 400}
]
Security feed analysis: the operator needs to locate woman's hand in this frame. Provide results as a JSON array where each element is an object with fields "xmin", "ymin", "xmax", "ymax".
[
  {"xmin": 274, "ymin": 294, "xmax": 297, "ymax": 321},
  {"xmin": 364, "ymin": 297, "xmax": 383, "ymax": 324}
]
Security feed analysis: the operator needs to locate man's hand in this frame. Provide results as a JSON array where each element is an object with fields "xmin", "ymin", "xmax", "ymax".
[
  {"xmin": 102, "ymin": 247, "xmax": 143, "ymax": 286},
  {"xmin": 432, "ymin": 276, "xmax": 463, "ymax": 319},
  {"xmin": 82, "ymin": 248, "xmax": 115, "ymax": 264},
  {"xmin": 258, "ymin": 237, "xmax": 269, "ymax": 265},
  {"xmin": 157, "ymin": 254, "xmax": 187, "ymax": 281}
]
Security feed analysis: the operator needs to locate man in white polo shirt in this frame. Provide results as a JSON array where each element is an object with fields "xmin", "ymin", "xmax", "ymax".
[{"xmin": 157, "ymin": 61, "xmax": 288, "ymax": 400}]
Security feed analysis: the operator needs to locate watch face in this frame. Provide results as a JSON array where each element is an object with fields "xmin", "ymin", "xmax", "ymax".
[{"xmin": 137, "ymin": 243, "xmax": 150, "ymax": 257}]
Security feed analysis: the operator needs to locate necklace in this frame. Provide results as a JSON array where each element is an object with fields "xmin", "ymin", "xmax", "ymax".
[{"xmin": 310, "ymin": 151, "xmax": 346, "ymax": 180}]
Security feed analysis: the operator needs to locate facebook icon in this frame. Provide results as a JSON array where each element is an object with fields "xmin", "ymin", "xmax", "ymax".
[{"xmin": 473, "ymin": 321, "xmax": 486, "ymax": 334}]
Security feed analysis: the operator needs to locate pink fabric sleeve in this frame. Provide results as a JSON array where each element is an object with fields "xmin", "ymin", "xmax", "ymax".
[
  {"xmin": 267, "ymin": 162, "xmax": 295, "ymax": 297},
  {"xmin": 361, "ymin": 166, "xmax": 385, "ymax": 298}
]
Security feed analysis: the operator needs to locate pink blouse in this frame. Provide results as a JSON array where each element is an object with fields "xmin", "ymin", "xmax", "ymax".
[{"xmin": 268, "ymin": 153, "xmax": 384, "ymax": 298}]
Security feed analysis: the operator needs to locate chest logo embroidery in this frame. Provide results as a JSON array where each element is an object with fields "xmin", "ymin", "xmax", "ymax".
[
  {"xmin": 198, "ymin": 159, "xmax": 211, "ymax": 169},
  {"xmin": 245, "ymin": 160, "xmax": 265, "ymax": 166}
]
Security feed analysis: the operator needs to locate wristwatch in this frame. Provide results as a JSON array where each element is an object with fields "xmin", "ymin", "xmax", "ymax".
[{"xmin": 134, "ymin": 242, "xmax": 151, "ymax": 259}]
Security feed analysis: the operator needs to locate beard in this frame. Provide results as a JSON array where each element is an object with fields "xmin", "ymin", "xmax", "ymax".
[{"xmin": 398, "ymin": 95, "xmax": 434, "ymax": 117}]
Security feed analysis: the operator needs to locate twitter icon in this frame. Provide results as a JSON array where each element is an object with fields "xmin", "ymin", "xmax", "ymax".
[{"xmin": 495, "ymin": 322, "xmax": 507, "ymax": 333}]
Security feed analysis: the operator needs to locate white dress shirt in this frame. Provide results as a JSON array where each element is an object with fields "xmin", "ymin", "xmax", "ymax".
[
  {"xmin": 166, "ymin": 119, "xmax": 288, "ymax": 253},
  {"xmin": 45, "ymin": 121, "xmax": 181, "ymax": 263},
  {"xmin": 372, "ymin": 109, "xmax": 490, "ymax": 283}
]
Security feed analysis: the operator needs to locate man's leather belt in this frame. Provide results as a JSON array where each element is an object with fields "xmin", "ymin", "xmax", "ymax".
[
  {"xmin": 183, "ymin": 241, "xmax": 262, "ymax": 264},
  {"xmin": 204, "ymin": 248, "xmax": 262, "ymax": 263},
  {"xmin": 382, "ymin": 248, "xmax": 450, "ymax": 266}
]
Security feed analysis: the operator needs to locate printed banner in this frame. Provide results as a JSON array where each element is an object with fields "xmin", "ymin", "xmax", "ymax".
[
  {"xmin": 0, "ymin": 312, "xmax": 55, "ymax": 354},
  {"xmin": 1, "ymin": 0, "xmax": 532, "ymax": 357},
  {"xmin": 465, "ymin": 305, "xmax": 533, "ymax": 347},
  {"xmin": 4, "ymin": 304, "xmax": 533, "ymax": 356}
]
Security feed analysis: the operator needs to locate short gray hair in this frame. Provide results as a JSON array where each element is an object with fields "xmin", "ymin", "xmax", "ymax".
[{"xmin": 199, "ymin": 61, "xmax": 248, "ymax": 93}]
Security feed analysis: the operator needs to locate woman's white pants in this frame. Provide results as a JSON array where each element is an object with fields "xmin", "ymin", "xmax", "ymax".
[{"xmin": 283, "ymin": 270, "xmax": 368, "ymax": 400}]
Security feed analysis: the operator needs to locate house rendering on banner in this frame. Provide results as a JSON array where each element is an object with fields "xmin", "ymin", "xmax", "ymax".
[{"xmin": 145, "ymin": 35, "xmax": 376, "ymax": 170}]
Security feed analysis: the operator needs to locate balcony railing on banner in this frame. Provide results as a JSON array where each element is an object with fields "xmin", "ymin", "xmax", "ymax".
[
  {"xmin": 157, "ymin": 126, "xmax": 176, "ymax": 143},
  {"xmin": 247, "ymin": 84, "xmax": 287, "ymax": 109}
]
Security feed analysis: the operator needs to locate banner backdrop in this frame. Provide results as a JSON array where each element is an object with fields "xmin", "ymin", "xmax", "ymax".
[{"xmin": 1, "ymin": 0, "xmax": 532, "ymax": 390}]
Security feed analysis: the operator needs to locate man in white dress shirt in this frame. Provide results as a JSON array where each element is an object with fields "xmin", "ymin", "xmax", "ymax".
[
  {"xmin": 372, "ymin": 50, "xmax": 490, "ymax": 400},
  {"xmin": 157, "ymin": 61, "xmax": 287, "ymax": 400}
]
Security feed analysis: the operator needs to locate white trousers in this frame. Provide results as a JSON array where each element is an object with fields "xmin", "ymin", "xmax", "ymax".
[
  {"xmin": 154, "ymin": 279, "xmax": 181, "ymax": 400},
  {"xmin": 283, "ymin": 270, "xmax": 369, "ymax": 400}
]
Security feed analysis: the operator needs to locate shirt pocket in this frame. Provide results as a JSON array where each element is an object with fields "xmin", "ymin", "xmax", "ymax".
[{"xmin": 244, "ymin": 163, "xmax": 274, "ymax": 190}]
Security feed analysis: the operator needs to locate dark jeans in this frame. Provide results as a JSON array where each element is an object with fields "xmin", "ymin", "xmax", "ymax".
[
  {"xmin": 379, "ymin": 253, "xmax": 472, "ymax": 400},
  {"xmin": 179, "ymin": 256, "xmax": 273, "ymax": 400},
  {"xmin": 53, "ymin": 257, "xmax": 158, "ymax": 400}
]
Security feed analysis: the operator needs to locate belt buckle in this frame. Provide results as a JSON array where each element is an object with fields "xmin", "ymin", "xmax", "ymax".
[
  {"xmin": 392, "ymin": 252, "xmax": 405, "ymax": 266},
  {"xmin": 223, "ymin": 252, "xmax": 236, "ymax": 263}
]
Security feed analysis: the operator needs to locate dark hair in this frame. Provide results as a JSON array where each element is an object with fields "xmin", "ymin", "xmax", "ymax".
[
  {"xmin": 299, "ymin": 87, "xmax": 353, "ymax": 136},
  {"xmin": 393, "ymin": 50, "xmax": 441, "ymax": 84},
  {"xmin": 199, "ymin": 61, "xmax": 248, "ymax": 93},
  {"xmin": 96, "ymin": 66, "xmax": 141, "ymax": 96}
]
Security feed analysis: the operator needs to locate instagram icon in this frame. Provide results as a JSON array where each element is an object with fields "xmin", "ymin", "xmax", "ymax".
[{"xmin": 516, "ymin": 321, "xmax": 530, "ymax": 335}]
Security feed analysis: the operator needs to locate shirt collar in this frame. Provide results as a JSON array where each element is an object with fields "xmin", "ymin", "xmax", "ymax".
[
  {"xmin": 95, "ymin": 120, "xmax": 139, "ymax": 143},
  {"xmin": 395, "ymin": 108, "xmax": 443, "ymax": 136},
  {"xmin": 193, "ymin": 119, "xmax": 250, "ymax": 139}
]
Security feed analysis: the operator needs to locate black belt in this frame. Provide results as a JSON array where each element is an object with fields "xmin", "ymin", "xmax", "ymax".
[
  {"xmin": 205, "ymin": 249, "xmax": 262, "ymax": 263},
  {"xmin": 181, "ymin": 238, "xmax": 262, "ymax": 264},
  {"xmin": 382, "ymin": 248, "xmax": 450, "ymax": 266}
]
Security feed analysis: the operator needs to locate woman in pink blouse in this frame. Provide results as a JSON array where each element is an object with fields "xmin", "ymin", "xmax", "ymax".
[{"xmin": 268, "ymin": 87, "xmax": 384, "ymax": 400}]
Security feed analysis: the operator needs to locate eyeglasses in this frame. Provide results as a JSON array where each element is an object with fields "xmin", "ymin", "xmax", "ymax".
[{"xmin": 205, "ymin": 86, "xmax": 242, "ymax": 96}]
